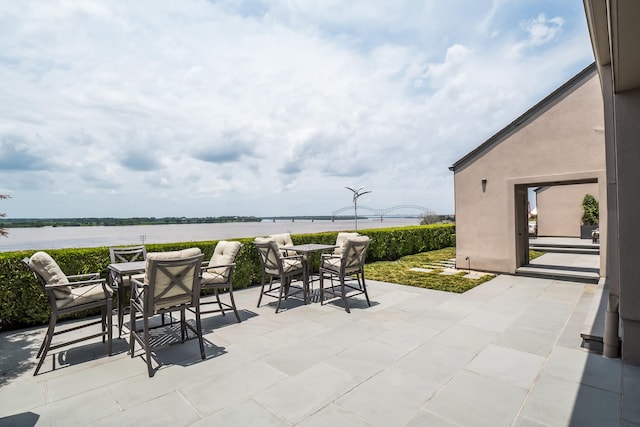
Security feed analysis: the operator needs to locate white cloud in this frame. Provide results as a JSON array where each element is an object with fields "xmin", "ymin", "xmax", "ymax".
[
  {"xmin": 522, "ymin": 14, "xmax": 565, "ymax": 46},
  {"xmin": 0, "ymin": 0, "xmax": 594, "ymax": 217}
]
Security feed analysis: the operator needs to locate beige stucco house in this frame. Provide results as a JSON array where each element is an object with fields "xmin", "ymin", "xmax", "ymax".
[
  {"xmin": 449, "ymin": 0, "xmax": 640, "ymax": 364},
  {"xmin": 535, "ymin": 183, "xmax": 599, "ymax": 237},
  {"xmin": 450, "ymin": 63, "xmax": 607, "ymax": 275}
]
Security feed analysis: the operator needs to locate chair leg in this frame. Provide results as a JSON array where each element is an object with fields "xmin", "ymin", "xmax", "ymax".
[
  {"xmin": 340, "ymin": 275, "xmax": 351, "ymax": 314},
  {"xmin": 228, "ymin": 286, "xmax": 241, "ymax": 323},
  {"xmin": 107, "ymin": 297, "xmax": 113, "ymax": 355},
  {"xmin": 214, "ymin": 289, "xmax": 225, "ymax": 315},
  {"xmin": 180, "ymin": 309, "xmax": 187, "ymax": 341},
  {"xmin": 360, "ymin": 272, "xmax": 371, "ymax": 307},
  {"xmin": 275, "ymin": 278, "xmax": 285, "ymax": 313},
  {"xmin": 319, "ymin": 271, "xmax": 325, "ymax": 306},
  {"xmin": 118, "ymin": 284, "xmax": 125, "ymax": 338},
  {"xmin": 129, "ymin": 302, "xmax": 137, "ymax": 357},
  {"xmin": 302, "ymin": 270, "xmax": 309, "ymax": 305},
  {"xmin": 257, "ymin": 273, "xmax": 266, "ymax": 308},
  {"xmin": 34, "ymin": 313, "xmax": 57, "ymax": 375},
  {"xmin": 283, "ymin": 277, "xmax": 290, "ymax": 300},
  {"xmin": 195, "ymin": 305, "xmax": 205, "ymax": 360},
  {"xmin": 101, "ymin": 306, "xmax": 107, "ymax": 344},
  {"xmin": 143, "ymin": 312, "xmax": 153, "ymax": 377},
  {"xmin": 36, "ymin": 313, "xmax": 55, "ymax": 359}
]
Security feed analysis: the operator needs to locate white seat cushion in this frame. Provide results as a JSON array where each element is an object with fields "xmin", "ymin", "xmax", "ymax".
[
  {"xmin": 28, "ymin": 251, "xmax": 71, "ymax": 299},
  {"xmin": 56, "ymin": 282, "xmax": 113, "ymax": 309},
  {"xmin": 269, "ymin": 233, "xmax": 294, "ymax": 255},
  {"xmin": 334, "ymin": 232, "xmax": 360, "ymax": 255},
  {"xmin": 203, "ymin": 241, "xmax": 241, "ymax": 285},
  {"xmin": 265, "ymin": 258, "xmax": 303, "ymax": 275},
  {"xmin": 270, "ymin": 233, "xmax": 293, "ymax": 248},
  {"xmin": 144, "ymin": 247, "xmax": 202, "ymax": 285}
]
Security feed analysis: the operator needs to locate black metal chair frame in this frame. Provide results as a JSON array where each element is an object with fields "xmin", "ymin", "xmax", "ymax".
[
  {"xmin": 129, "ymin": 253, "xmax": 205, "ymax": 377},
  {"xmin": 109, "ymin": 245, "xmax": 147, "ymax": 264},
  {"xmin": 189, "ymin": 242, "xmax": 243, "ymax": 323},
  {"xmin": 319, "ymin": 237, "xmax": 371, "ymax": 313},
  {"xmin": 109, "ymin": 245, "xmax": 148, "ymax": 336},
  {"xmin": 255, "ymin": 240, "xmax": 307, "ymax": 313},
  {"xmin": 22, "ymin": 257, "xmax": 113, "ymax": 376}
]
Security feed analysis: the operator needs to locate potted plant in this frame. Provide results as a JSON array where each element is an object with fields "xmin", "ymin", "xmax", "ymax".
[{"xmin": 580, "ymin": 193, "xmax": 599, "ymax": 239}]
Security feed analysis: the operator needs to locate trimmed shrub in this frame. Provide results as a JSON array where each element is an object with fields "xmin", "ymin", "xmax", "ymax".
[
  {"xmin": 0, "ymin": 224, "xmax": 454, "ymax": 331},
  {"xmin": 581, "ymin": 194, "xmax": 599, "ymax": 226}
]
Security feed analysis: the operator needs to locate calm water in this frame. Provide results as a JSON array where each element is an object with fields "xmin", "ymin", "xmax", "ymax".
[{"xmin": 0, "ymin": 219, "xmax": 420, "ymax": 252}]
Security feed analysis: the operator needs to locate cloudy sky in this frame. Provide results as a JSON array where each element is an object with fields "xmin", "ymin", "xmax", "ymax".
[{"xmin": 1, "ymin": 0, "xmax": 594, "ymax": 218}]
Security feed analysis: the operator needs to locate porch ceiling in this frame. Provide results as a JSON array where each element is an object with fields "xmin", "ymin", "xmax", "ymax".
[{"xmin": 585, "ymin": 0, "xmax": 640, "ymax": 93}]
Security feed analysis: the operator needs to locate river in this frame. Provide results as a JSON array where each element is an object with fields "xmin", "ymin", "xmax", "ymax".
[{"xmin": 0, "ymin": 218, "xmax": 421, "ymax": 252}]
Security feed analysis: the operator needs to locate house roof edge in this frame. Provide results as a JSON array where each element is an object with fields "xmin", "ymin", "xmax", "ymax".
[{"xmin": 449, "ymin": 62, "xmax": 598, "ymax": 172}]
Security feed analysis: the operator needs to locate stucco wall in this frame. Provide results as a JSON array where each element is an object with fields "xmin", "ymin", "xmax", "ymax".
[
  {"xmin": 614, "ymin": 86, "xmax": 640, "ymax": 363},
  {"xmin": 535, "ymin": 183, "xmax": 599, "ymax": 237},
  {"xmin": 453, "ymin": 72, "xmax": 606, "ymax": 274}
]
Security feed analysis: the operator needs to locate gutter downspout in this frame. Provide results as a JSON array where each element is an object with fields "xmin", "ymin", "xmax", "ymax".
[{"xmin": 601, "ymin": 63, "xmax": 621, "ymax": 358}]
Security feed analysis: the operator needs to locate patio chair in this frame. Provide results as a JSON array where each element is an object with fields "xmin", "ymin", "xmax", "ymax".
[
  {"xmin": 269, "ymin": 233, "xmax": 294, "ymax": 256},
  {"xmin": 333, "ymin": 232, "xmax": 360, "ymax": 255},
  {"xmin": 109, "ymin": 245, "xmax": 148, "ymax": 334},
  {"xmin": 192, "ymin": 240, "xmax": 243, "ymax": 323},
  {"xmin": 109, "ymin": 244, "xmax": 148, "ymax": 290},
  {"xmin": 319, "ymin": 235, "xmax": 371, "ymax": 313},
  {"xmin": 109, "ymin": 245, "xmax": 147, "ymax": 264},
  {"xmin": 23, "ymin": 251, "xmax": 113, "ymax": 375},
  {"xmin": 254, "ymin": 237, "xmax": 306, "ymax": 313},
  {"xmin": 129, "ymin": 248, "xmax": 205, "ymax": 377}
]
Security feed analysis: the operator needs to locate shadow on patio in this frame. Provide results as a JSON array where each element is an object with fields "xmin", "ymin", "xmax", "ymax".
[{"xmin": 1, "ymin": 272, "xmax": 638, "ymax": 426}]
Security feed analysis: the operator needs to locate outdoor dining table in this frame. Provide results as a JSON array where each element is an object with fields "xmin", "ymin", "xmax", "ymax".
[
  {"xmin": 108, "ymin": 260, "xmax": 146, "ymax": 337},
  {"xmin": 281, "ymin": 244, "xmax": 338, "ymax": 299}
]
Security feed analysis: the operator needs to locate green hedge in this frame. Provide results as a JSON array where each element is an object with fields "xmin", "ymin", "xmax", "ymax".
[{"xmin": 0, "ymin": 223, "xmax": 454, "ymax": 331}]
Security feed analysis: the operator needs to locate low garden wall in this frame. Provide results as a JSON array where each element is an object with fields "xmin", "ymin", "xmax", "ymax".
[{"xmin": 0, "ymin": 224, "xmax": 455, "ymax": 331}]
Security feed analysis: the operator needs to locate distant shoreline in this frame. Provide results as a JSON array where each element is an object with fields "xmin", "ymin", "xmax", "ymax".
[
  {"xmin": 0, "ymin": 215, "xmax": 378, "ymax": 228},
  {"xmin": 0, "ymin": 216, "xmax": 265, "ymax": 228},
  {"xmin": 0, "ymin": 218, "xmax": 422, "ymax": 252}
]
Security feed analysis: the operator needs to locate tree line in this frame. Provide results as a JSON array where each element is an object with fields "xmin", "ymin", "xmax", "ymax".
[{"xmin": 0, "ymin": 216, "xmax": 262, "ymax": 228}]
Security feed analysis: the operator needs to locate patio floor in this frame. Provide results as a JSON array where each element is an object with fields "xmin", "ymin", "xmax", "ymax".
[{"xmin": 1, "ymin": 260, "xmax": 639, "ymax": 426}]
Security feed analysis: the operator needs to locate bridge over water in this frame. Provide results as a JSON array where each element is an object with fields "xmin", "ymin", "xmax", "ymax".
[
  {"xmin": 261, "ymin": 205, "xmax": 436, "ymax": 222},
  {"xmin": 331, "ymin": 205, "xmax": 436, "ymax": 220}
]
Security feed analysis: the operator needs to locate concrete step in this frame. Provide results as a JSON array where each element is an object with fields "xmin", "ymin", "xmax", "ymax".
[
  {"xmin": 529, "ymin": 241, "xmax": 599, "ymax": 250},
  {"xmin": 530, "ymin": 246, "xmax": 600, "ymax": 255},
  {"xmin": 515, "ymin": 265, "xmax": 600, "ymax": 284},
  {"xmin": 423, "ymin": 258, "xmax": 456, "ymax": 270}
]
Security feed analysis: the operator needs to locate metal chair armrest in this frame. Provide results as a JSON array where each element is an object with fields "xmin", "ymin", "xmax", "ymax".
[
  {"xmin": 67, "ymin": 272, "xmax": 101, "ymax": 281},
  {"xmin": 201, "ymin": 262, "xmax": 236, "ymax": 272},
  {"xmin": 46, "ymin": 278, "xmax": 106, "ymax": 289},
  {"xmin": 46, "ymin": 277, "xmax": 112, "ymax": 295},
  {"xmin": 130, "ymin": 277, "xmax": 147, "ymax": 299}
]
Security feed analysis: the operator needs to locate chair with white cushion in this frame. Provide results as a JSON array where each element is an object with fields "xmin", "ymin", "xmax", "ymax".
[
  {"xmin": 129, "ymin": 248, "xmax": 205, "ymax": 377},
  {"xmin": 269, "ymin": 233, "xmax": 295, "ymax": 256},
  {"xmin": 23, "ymin": 251, "xmax": 113, "ymax": 375},
  {"xmin": 254, "ymin": 237, "xmax": 306, "ymax": 313},
  {"xmin": 196, "ymin": 241, "xmax": 243, "ymax": 323},
  {"xmin": 109, "ymin": 245, "xmax": 147, "ymax": 264},
  {"xmin": 319, "ymin": 235, "xmax": 371, "ymax": 313},
  {"xmin": 333, "ymin": 232, "xmax": 360, "ymax": 256},
  {"xmin": 109, "ymin": 245, "xmax": 147, "ymax": 335}
]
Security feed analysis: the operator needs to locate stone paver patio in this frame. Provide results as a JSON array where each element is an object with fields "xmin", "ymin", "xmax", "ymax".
[{"xmin": 1, "ymin": 257, "xmax": 639, "ymax": 426}]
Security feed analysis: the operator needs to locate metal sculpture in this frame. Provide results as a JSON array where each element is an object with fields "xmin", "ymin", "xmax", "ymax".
[{"xmin": 345, "ymin": 186, "xmax": 372, "ymax": 232}]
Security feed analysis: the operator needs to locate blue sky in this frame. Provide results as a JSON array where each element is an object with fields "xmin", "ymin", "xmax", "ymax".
[{"xmin": 0, "ymin": 0, "xmax": 594, "ymax": 217}]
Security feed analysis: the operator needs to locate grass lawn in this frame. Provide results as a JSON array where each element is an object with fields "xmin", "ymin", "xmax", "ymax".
[
  {"xmin": 364, "ymin": 247, "xmax": 547, "ymax": 294},
  {"xmin": 530, "ymin": 249, "xmax": 545, "ymax": 260},
  {"xmin": 364, "ymin": 247, "xmax": 494, "ymax": 293}
]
